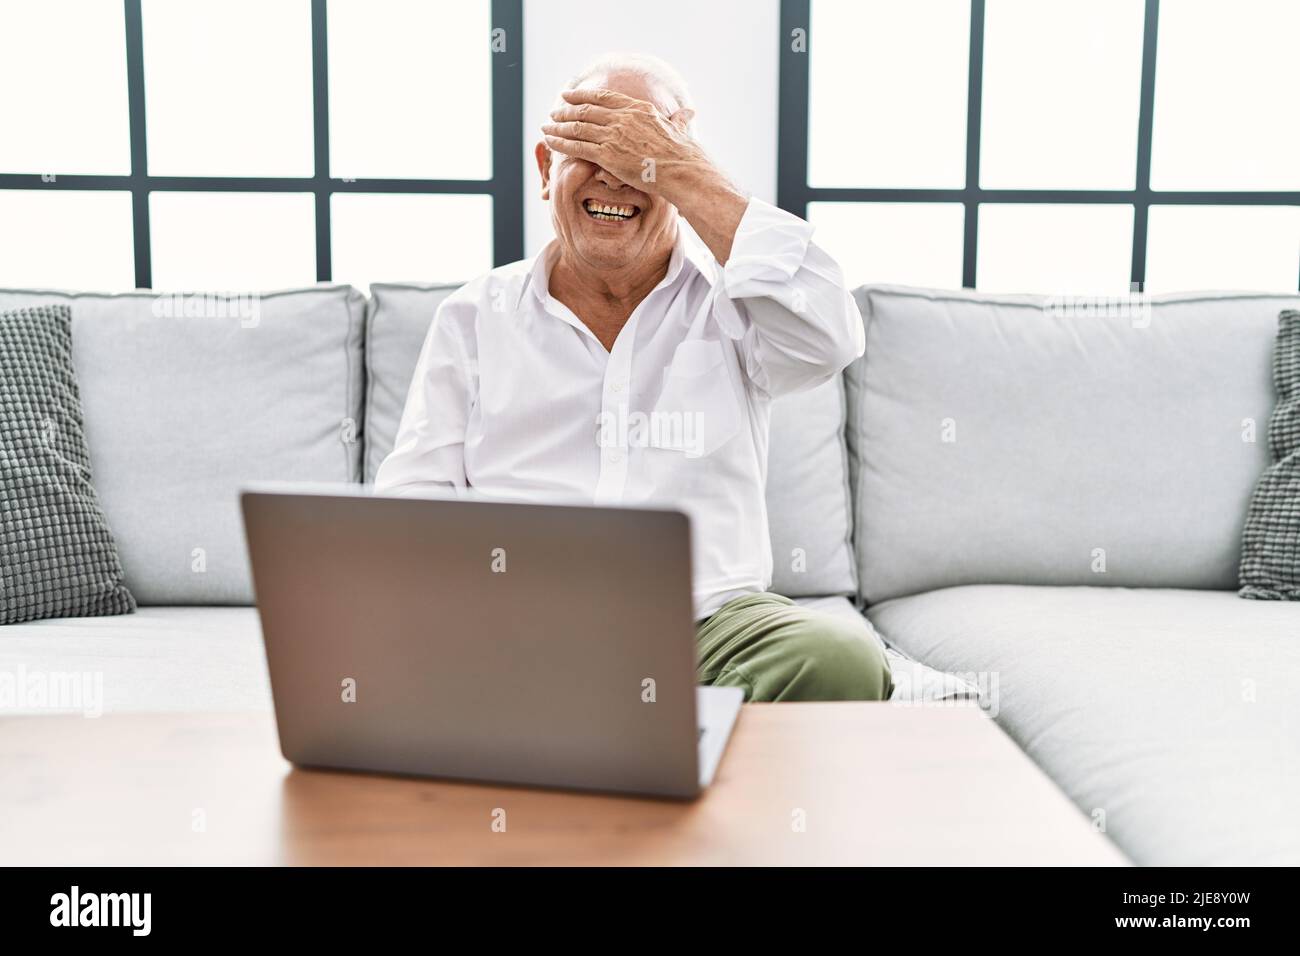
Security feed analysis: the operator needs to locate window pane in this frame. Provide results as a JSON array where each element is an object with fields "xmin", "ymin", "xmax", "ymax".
[
  {"xmin": 807, "ymin": 202, "xmax": 965, "ymax": 289},
  {"xmin": 0, "ymin": 191, "xmax": 134, "ymax": 290},
  {"xmin": 328, "ymin": 0, "xmax": 492, "ymax": 180},
  {"xmin": 330, "ymin": 193, "xmax": 493, "ymax": 291},
  {"xmin": 809, "ymin": 0, "xmax": 969, "ymax": 188},
  {"xmin": 977, "ymin": 203, "xmax": 1134, "ymax": 294},
  {"xmin": 1145, "ymin": 206, "xmax": 1300, "ymax": 293},
  {"xmin": 142, "ymin": 0, "xmax": 313, "ymax": 176},
  {"xmin": 1151, "ymin": 0, "xmax": 1300, "ymax": 190},
  {"xmin": 149, "ymin": 192, "xmax": 317, "ymax": 291},
  {"xmin": 980, "ymin": 0, "xmax": 1143, "ymax": 189},
  {"xmin": 0, "ymin": 1, "xmax": 130, "ymax": 174}
]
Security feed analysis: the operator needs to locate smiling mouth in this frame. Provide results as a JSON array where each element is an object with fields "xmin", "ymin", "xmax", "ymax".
[{"xmin": 583, "ymin": 198, "xmax": 639, "ymax": 222}]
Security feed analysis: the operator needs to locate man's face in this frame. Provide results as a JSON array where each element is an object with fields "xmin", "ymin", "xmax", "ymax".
[{"xmin": 536, "ymin": 71, "xmax": 680, "ymax": 273}]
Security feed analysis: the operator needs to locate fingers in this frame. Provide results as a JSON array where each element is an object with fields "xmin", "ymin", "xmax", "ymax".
[
  {"xmin": 540, "ymin": 121, "xmax": 611, "ymax": 144},
  {"xmin": 549, "ymin": 102, "xmax": 619, "ymax": 125},
  {"xmin": 561, "ymin": 87, "xmax": 652, "ymax": 111},
  {"xmin": 543, "ymin": 135, "xmax": 603, "ymax": 163}
]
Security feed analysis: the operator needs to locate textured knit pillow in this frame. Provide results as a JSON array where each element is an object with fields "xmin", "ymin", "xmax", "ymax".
[
  {"xmin": 1239, "ymin": 310, "xmax": 1300, "ymax": 600},
  {"xmin": 1, "ymin": 305, "xmax": 135, "ymax": 624}
]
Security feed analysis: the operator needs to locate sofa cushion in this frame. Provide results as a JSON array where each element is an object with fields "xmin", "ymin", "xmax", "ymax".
[
  {"xmin": 765, "ymin": 380, "xmax": 857, "ymax": 596},
  {"xmin": 1, "ymin": 305, "xmax": 136, "ymax": 624},
  {"xmin": 0, "ymin": 286, "xmax": 366, "ymax": 605},
  {"xmin": 847, "ymin": 285, "xmax": 1300, "ymax": 604},
  {"xmin": 0, "ymin": 606, "xmax": 270, "ymax": 714},
  {"xmin": 363, "ymin": 282, "xmax": 459, "ymax": 483},
  {"xmin": 0, "ymin": 598, "xmax": 966, "ymax": 716},
  {"xmin": 1239, "ymin": 310, "xmax": 1300, "ymax": 599},
  {"xmin": 364, "ymin": 283, "xmax": 857, "ymax": 598},
  {"xmin": 867, "ymin": 584, "xmax": 1300, "ymax": 865}
]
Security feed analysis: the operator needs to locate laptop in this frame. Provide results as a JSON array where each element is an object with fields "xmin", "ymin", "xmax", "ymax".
[{"xmin": 240, "ymin": 486, "xmax": 743, "ymax": 799}]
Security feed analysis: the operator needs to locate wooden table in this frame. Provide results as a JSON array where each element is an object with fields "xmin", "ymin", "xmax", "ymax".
[{"xmin": 0, "ymin": 703, "xmax": 1126, "ymax": 865}]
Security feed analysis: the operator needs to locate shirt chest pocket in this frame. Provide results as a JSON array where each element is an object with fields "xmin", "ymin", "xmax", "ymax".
[{"xmin": 649, "ymin": 339, "xmax": 743, "ymax": 458}]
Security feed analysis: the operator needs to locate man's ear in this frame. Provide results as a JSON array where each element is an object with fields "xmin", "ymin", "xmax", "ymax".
[
  {"xmin": 668, "ymin": 108, "xmax": 695, "ymax": 132},
  {"xmin": 535, "ymin": 141, "xmax": 552, "ymax": 200}
]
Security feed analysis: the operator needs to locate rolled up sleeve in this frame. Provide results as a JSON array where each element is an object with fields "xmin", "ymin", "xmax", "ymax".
[{"xmin": 714, "ymin": 197, "xmax": 865, "ymax": 397}]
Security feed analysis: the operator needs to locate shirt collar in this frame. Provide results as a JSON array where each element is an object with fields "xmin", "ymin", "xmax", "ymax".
[{"xmin": 517, "ymin": 223, "xmax": 717, "ymax": 313}]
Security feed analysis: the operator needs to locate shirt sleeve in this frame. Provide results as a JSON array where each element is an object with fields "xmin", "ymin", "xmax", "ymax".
[
  {"xmin": 712, "ymin": 197, "xmax": 865, "ymax": 397},
  {"xmin": 373, "ymin": 298, "xmax": 476, "ymax": 497}
]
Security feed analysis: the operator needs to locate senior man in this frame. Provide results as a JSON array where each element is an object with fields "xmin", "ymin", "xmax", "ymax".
[{"xmin": 376, "ymin": 54, "xmax": 891, "ymax": 702}]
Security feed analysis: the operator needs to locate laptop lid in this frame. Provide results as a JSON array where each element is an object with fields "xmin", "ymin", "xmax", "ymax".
[{"xmin": 242, "ymin": 488, "xmax": 702, "ymax": 798}]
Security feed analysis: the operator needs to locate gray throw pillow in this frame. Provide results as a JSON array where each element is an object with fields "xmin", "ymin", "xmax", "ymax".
[
  {"xmin": 1, "ymin": 305, "xmax": 135, "ymax": 624},
  {"xmin": 1239, "ymin": 310, "xmax": 1300, "ymax": 600}
]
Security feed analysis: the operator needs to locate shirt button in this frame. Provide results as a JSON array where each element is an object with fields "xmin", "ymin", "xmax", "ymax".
[
  {"xmin": 611, "ymin": 382, "xmax": 623, "ymax": 393},
  {"xmin": 609, "ymin": 451, "xmax": 622, "ymax": 463}
]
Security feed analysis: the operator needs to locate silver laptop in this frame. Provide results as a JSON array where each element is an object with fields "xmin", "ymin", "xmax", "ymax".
[{"xmin": 241, "ymin": 486, "xmax": 742, "ymax": 799}]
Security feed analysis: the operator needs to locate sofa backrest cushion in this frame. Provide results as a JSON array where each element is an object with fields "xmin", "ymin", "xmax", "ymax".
[
  {"xmin": 0, "ymin": 285, "xmax": 366, "ymax": 605},
  {"xmin": 847, "ymin": 284, "xmax": 1300, "ymax": 605},
  {"xmin": 364, "ymin": 282, "xmax": 460, "ymax": 483},
  {"xmin": 764, "ymin": 378, "xmax": 858, "ymax": 597},
  {"xmin": 364, "ymin": 283, "xmax": 858, "ymax": 598}
]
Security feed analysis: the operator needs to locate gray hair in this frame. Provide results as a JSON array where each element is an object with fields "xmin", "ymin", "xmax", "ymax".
[{"xmin": 558, "ymin": 51, "xmax": 695, "ymax": 130}]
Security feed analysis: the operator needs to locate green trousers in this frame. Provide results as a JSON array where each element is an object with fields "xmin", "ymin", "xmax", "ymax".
[{"xmin": 696, "ymin": 593, "xmax": 893, "ymax": 702}]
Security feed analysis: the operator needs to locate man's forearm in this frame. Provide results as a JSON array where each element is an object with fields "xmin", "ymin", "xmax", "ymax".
[{"xmin": 664, "ymin": 162, "xmax": 749, "ymax": 266}]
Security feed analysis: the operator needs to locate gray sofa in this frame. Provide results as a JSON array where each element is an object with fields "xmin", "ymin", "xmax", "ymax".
[{"xmin": 3, "ymin": 281, "xmax": 1297, "ymax": 866}]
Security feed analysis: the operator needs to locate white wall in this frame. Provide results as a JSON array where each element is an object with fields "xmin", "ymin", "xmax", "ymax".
[{"xmin": 522, "ymin": 0, "xmax": 780, "ymax": 256}]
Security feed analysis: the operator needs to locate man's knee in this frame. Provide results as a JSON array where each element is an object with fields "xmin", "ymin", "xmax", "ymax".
[{"xmin": 778, "ymin": 616, "xmax": 893, "ymax": 702}]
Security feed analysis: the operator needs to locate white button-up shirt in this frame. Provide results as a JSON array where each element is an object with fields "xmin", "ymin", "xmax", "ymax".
[{"xmin": 375, "ymin": 198, "xmax": 865, "ymax": 619}]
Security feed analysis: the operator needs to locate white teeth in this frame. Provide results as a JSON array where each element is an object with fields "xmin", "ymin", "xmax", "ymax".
[{"xmin": 584, "ymin": 199, "xmax": 635, "ymax": 219}]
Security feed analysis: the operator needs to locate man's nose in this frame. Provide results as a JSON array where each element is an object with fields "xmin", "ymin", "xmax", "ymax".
[{"xmin": 593, "ymin": 166, "xmax": 627, "ymax": 190}]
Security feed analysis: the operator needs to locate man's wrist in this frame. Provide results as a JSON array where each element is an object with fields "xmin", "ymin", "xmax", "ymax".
[
  {"xmin": 667, "ymin": 161, "xmax": 749, "ymax": 264},
  {"xmin": 666, "ymin": 160, "xmax": 743, "ymax": 215}
]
